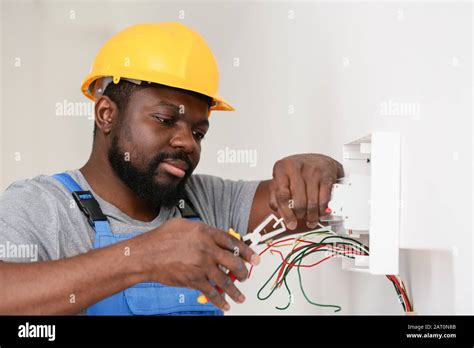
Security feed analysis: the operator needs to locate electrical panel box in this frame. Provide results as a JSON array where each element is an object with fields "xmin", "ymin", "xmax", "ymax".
[{"xmin": 326, "ymin": 132, "xmax": 401, "ymax": 275}]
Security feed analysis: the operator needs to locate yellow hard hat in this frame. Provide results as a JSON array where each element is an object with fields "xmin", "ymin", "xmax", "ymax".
[{"xmin": 81, "ymin": 22, "xmax": 234, "ymax": 112}]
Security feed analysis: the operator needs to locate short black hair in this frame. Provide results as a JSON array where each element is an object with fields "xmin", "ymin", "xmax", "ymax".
[{"xmin": 93, "ymin": 80, "xmax": 213, "ymax": 138}]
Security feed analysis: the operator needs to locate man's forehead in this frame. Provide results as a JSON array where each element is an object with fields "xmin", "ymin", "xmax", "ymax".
[{"xmin": 135, "ymin": 87, "xmax": 210, "ymax": 112}]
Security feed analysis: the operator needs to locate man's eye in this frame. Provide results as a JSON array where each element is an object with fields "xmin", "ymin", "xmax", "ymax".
[
  {"xmin": 153, "ymin": 114, "xmax": 174, "ymax": 125},
  {"xmin": 193, "ymin": 131, "xmax": 205, "ymax": 141}
]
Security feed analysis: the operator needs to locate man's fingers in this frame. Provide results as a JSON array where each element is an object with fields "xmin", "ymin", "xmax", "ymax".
[
  {"xmin": 196, "ymin": 279, "xmax": 230, "ymax": 311},
  {"xmin": 289, "ymin": 169, "xmax": 307, "ymax": 221},
  {"xmin": 272, "ymin": 171, "xmax": 297, "ymax": 230},
  {"xmin": 319, "ymin": 177, "xmax": 335, "ymax": 216},
  {"xmin": 305, "ymin": 176, "xmax": 320, "ymax": 229},
  {"xmin": 207, "ymin": 268, "xmax": 245, "ymax": 304},
  {"xmin": 214, "ymin": 248, "xmax": 249, "ymax": 282},
  {"xmin": 269, "ymin": 182, "xmax": 279, "ymax": 213},
  {"xmin": 211, "ymin": 228, "xmax": 260, "ymax": 266}
]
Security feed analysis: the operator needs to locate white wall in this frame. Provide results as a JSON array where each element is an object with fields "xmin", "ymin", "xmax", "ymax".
[{"xmin": 1, "ymin": 0, "xmax": 472, "ymax": 314}]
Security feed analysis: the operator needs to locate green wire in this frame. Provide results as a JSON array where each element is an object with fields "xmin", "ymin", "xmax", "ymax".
[
  {"xmin": 256, "ymin": 255, "xmax": 288, "ymax": 300},
  {"xmin": 296, "ymin": 255, "xmax": 342, "ymax": 312},
  {"xmin": 257, "ymin": 234, "xmax": 369, "ymax": 312},
  {"xmin": 278, "ymin": 247, "xmax": 347, "ymax": 311},
  {"xmin": 284, "ymin": 242, "xmax": 353, "ymax": 312},
  {"xmin": 256, "ymin": 246, "xmax": 342, "ymax": 309},
  {"xmin": 275, "ymin": 278, "xmax": 292, "ymax": 310}
]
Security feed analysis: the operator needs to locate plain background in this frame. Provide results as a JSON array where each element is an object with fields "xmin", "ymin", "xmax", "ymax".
[{"xmin": 0, "ymin": 0, "xmax": 472, "ymax": 314}]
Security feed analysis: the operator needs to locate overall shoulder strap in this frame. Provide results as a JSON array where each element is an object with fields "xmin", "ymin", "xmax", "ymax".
[
  {"xmin": 53, "ymin": 172, "xmax": 111, "ymax": 234},
  {"xmin": 178, "ymin": 197, "xmax": 201, "ymax": 221}
]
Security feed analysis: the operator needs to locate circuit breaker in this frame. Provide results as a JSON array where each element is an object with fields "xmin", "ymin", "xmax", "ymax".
[{"xmin": 326, "ymin": 132, "xmax": 401, "ymax": 275}]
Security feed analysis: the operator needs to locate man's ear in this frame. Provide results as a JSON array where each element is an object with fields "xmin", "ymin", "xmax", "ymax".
[{"xmin": 94, "ymin": 95, "xmax": 119, "ymax": 136}]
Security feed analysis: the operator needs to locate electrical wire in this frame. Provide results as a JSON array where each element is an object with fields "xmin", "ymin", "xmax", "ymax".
[
  {"xmin": 252, "ymin": 231, "xmax": 413, "ymax": 314},
  {"xmin": 256, "ymin": 241, "xmax": 354, "ymax": 312}
]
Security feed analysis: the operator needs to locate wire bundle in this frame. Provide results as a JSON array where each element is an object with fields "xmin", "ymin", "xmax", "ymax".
[
  {"xmin": 250, "ymin": 225, "xmax": 413, "ymax": 313},
  {"xmin": 385, "ymin": 274, "xmax": 412, "ymax": 312}
]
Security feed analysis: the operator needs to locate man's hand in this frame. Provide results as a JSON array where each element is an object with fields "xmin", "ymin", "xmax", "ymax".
[
  {"xmin": 131, "ymin": 218, "xmax": 260, "ymax": 311},
  {"xmin": 248, "ymin": 153, "xmax": 344, "ymax": 233},
  {"xmin": 269, "ymin": 154, "xmax": 344, "ymax": 230}
]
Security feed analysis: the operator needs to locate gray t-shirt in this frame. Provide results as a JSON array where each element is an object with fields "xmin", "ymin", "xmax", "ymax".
[{"xmin": 0, "ymin": 169, "xmax": 260, "ymax": 263}]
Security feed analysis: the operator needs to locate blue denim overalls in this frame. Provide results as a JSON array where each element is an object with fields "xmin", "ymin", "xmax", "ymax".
[{"xmin": 53, "ymin": 172, "xmax": 222, "ymax": 316}]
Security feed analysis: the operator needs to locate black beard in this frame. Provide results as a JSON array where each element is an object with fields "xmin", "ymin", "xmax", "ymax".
[{"xmin": 107, "ymin": 134, "xmax": 194, "ymax": 210}]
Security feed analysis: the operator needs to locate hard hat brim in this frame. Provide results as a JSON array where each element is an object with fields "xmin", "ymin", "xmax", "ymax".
[
  {"xmin": 82, "ymin": 75, "xmax": 235, "ymax": 112},
  {"xmin": 211, "ymin": 95, "xmax": 235, "ymax": 111}
]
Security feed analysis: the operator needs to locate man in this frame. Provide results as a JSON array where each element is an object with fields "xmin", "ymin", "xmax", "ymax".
[{"xmin": 0, "ymin": 22, "xmax": 343, "ymax": 315}]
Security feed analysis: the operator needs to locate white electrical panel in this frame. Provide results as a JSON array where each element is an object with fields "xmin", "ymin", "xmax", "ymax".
[{"xmin": 326, "ymin": 132, "xmax": 401, "ymax": 275}]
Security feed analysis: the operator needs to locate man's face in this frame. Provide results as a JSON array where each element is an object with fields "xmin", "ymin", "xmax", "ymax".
[{"xmin": 107, "ymin": 86, "xmax": 210, "ymax": 209}]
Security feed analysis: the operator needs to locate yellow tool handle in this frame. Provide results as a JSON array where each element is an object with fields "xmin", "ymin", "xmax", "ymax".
[{"xmin": 197, "ymin": 228, "xmax": 240, "ymax": 304}]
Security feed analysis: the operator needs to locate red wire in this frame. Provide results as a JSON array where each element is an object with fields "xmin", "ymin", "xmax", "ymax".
[
  {"xmin": 271, "ymin": 245, "xmax": 337, "ymax": 268},
  {"xmin": 386, "ymin": 275, "xmax": 411, "ymax": 312},
  {"xmin": 393, "ymin": 275, "xmax": 411, "ymax": 312},
  {"xmin": 248, "ymin": 237, "xmax": 314, "ymax": 278},
  {"xmin": 276, "ymin": 247, "xmax": 360, "ymax": 267},
  {"xmin": 273, "ymin": 244, "xmax": 329, "ymax": 285},
  {"xmin": 271, "ymin": 245, "xmax": 354, "ymax": 286}
]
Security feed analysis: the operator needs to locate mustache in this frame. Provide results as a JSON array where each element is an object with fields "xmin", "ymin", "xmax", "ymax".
[{"xmin": 148, "ymin": 151, "xmax": 194, "ymax": 174}]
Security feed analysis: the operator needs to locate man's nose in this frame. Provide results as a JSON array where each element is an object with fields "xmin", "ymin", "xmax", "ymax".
[{"xmin": 169, "ymin": 124, "xmax": 196, "ymax": 153}]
